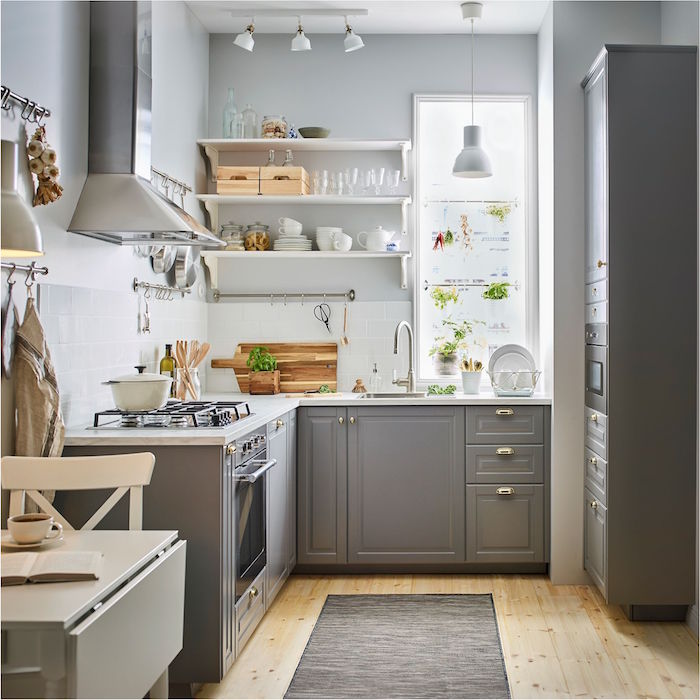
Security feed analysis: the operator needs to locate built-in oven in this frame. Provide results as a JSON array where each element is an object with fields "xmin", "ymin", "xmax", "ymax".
[
  {"xmin": 585, "ymin": 323, "xmax": 607, "ymax": 413},
  {"xmin": 234, "ymin": 431, "xmax": 277, "ymax": 602}
]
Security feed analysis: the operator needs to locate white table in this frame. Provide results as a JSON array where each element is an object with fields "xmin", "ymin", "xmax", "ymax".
[{"xmin": 1, "ymin": 530, "xmax": 186, "ymax": 699}]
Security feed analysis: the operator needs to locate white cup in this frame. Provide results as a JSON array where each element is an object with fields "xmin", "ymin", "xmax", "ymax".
[
  {"xmin": 7, "ymin": 513, "xmax": 63, "ymax": 545},
  {"xmin": 332, "ymin": 232, "xmax": 353, "ymax": 251},
  {"xmin": 278, "ymin": 224, "xmax": 303, "ymax": 236},
  {"xmin": 316, "ymin": 227, "xmax": 344, "ymax": 251},
  {"xmin": 279, "ymin": 217, "xmax": 302, "ymax": 228}
]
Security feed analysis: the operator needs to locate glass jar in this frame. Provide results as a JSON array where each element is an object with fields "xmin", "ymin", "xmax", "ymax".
[
  {"xmin": 242, "ymin": 104, "xmax": 258, "ymax": 138},
  {"xmin": 244, "ymin": 222, "xmax": 271, "ymax": 251},
  {"xmin": 222, "ymin": 88, "xmax": 238, "ymax": 138},
  {"xmin": 174, "ymin": 367, "xmax": 200, "ymax": 401},
  {"xmin": 261, "ymin": 115, "xmax": 287, "ymax": 139},
  {"xmin": 220, "ymin": 221, "xmax": 245, "ymax": 250}
]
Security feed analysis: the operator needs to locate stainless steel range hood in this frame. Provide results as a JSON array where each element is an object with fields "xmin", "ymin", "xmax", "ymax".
[{"xmin": 69, "ymin": 1, "xmax": 222, "ymax": 247}]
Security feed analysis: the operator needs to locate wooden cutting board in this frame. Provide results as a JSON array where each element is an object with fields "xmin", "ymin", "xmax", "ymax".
[
  {"xmin": 211, "ymin": 343, "xmax": 337, "ymax": 393},
  {"xmin": 285, "ymin": 392, "xmax": 343, "ymax": 398}
]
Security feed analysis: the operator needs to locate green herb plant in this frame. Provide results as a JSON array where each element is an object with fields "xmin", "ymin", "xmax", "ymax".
[
  {"xmin": 246, "ymin": 346, "xmax": 278, "ymax": 372},
  {"xmin": 429, "ymin": 318, "xmax": 483, "ymax": 358},
  {"xmin": 482, "ymin": 282, "xmax": 511, "ymax": 301},
  {"xmin": 427, "ymin": 384, "xmax": 457, "ymax": 395},
  {"xmin": 430, "ymin": 285, "xmax": 459, "ymax": 310},
  {"xmin": 485, "ymin": 203, "xmax": 512, "ymax": 223}
]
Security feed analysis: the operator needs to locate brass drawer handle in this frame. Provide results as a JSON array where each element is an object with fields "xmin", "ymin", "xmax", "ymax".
[
  {"xmin": 590, "ymin": 500, "xmax": 598, "ymax": 510},
  {"xmin": 276, "ymin": 419, "xmax": 284, "ymax": 429},
  {"xmin": 497, "ymin": 487, "xmax": 515, "ymax": 496},
  {"xmin": 226, "ymin": 444, "xmax": 236, "ymax": 455},
  {"xmin": 589, "ymin": 413, "xmax": 598, "ymax": 423},
  {"xmin": 496, "ymin": 447, "xmax": 515, "ymax": 456},
  {"xmin": 338, "ymin": 416, "xmax": 344, "ymax": 424},
  {"xmin": 349, "ymin": 416, "xmax": 356, "ymax": 424},
  {"xmin": 588, "ymin": 456, "xmax": 598, "ymax": 465},
  {"xmin": 597, "ymin": 260, "xmax": 607, "ymax": 268},
  {"xmin": 249, "ymin": 586, "xmax": 259, "ymax": 601},
  {"xmin": 496, "ymin": 408, "xmax": 514, "ymax": 416}
]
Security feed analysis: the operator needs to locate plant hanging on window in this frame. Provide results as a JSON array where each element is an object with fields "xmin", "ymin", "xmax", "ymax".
[
  {"xmin": 430, "ymin": 285, "xmax": 459, "ymax": 310},
  {"xmin": 459, "ymin": 214, "xmax": 473, "ymax": 252},
  {"xmin": 485, "ymin": 203, "xmax": 512, "ymax": 223},
  {"xmin": 482, "ymin": 282, "xmax": 511, "ymax": 300}
]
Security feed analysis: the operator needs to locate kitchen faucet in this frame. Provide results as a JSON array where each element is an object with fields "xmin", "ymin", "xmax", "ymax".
[{"xmin": 392, "ymin": 320, "xmax": 416, "ymax": 393}]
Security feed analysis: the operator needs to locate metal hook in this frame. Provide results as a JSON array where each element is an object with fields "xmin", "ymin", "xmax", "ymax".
[
  {"xmin": 283, "ymin": 293, "xmax": 287, "ymax": 307},
  {"xmin": 20, "ymin": 100, "xmax": 35, "ymax": 121},
  {"xmin": 6, "ymin": 263, "xmax": 17, "ymax": 286},
  {"xmin": 0, "ymin": 87, "xmax": 11, "ymax": 111},
  {"xmin": 24, "ymin": 267, "xmax": 35, "ymax": 298},
  {"xmin": 270, "ymin": 294, "xmax": 274, "ymax": 307},
  {"xmin": 167, "ymin": 289, "xmax": 173, "ymax": 301},
  {"xmin": 36, "ymin": 107, "xmax": 47, "ymax": 126},
  {"xmin": 300, "ymin": 293, "xmax": 304, "ymax": 306},
  {"xmin": 144, "ymin": 286, "xmax": 151, "ymax": 300}
]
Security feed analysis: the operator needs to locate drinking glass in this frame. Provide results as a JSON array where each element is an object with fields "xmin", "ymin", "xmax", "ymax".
[
  {"xmin": 336, "ymin": 171, "xmax": 345, "ymax": 195},
  {"xmin": 320, "ymin": 169, "xmax": 329, "ymax": 195},
  {"xmin": 385, "ymin": 169, "xmax": 401, "ymax": 194},
  {"xmin": 329, "ymin": 172, "xmax": 338, "ymax": 195},
  {"xmin": 344, "ymin": 167, "xmax": 358, "ymax": 195},
  {"xmin": 311, "ymin": 170, "xmax": 321, "ymax": 195},
  {"xmin": 374, "ymin": 167, "xmax": 385, "ymax": 195},
  {"xmin": 362, "ymin": 168, "xmax": 375, "ymax": 194}
]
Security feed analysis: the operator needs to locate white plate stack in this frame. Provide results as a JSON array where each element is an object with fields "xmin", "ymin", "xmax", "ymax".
[{"xmin": 274, "ymin": 217, "xmax": 312, "ymax": 251}]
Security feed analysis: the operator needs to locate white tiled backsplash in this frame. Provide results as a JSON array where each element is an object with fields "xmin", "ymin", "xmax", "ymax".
[
  {"xmin": 38, "ymin": 284, "xmax": 410, "ymax": 427},
  {"xmin": 39, "ymin": 284, "xmax": 207, "ymax": 428},
  {"xmin": 206, "ymin": 300, "xmax": 412, "ymax": 394}
]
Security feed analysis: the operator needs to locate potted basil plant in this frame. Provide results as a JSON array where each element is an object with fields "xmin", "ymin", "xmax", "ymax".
[
  {"xmin": 246, "ymin": 346, "xmax": 280, "ymax": 395},
  {"xmin": 429, "ymin": 319, "xmax": 482, "ymax": 376}
]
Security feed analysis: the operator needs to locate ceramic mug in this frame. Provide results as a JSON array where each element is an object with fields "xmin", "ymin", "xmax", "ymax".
[
  {"xmin": 332, "ymin": 232, "xmax": 352, "ymax": 251},
  {"xmin": 8, "ymin": 513, "xmax": 63, "ymax": 545},
  {"xmin": 278, "ymin": 225, "xmax": 303, "ymax": 236},
  {"xmin": 278, "ymin": 217, "xmax": 302, "ymax": 228},
  {"xmin": 316, "ymin": 228, "xmax": 344, "ymax": 251}
]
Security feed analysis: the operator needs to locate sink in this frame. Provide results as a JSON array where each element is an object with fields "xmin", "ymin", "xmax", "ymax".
[{"xmin": 361, "ymin": 392, "xmax": 428, "ymax": 399}]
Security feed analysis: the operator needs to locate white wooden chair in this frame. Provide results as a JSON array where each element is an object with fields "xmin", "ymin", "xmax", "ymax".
[{"xmin": 2, "ymin": 453, "xmax": 155, "ymax": 531}]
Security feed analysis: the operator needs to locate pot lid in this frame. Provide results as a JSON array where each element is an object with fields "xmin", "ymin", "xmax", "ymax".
[{"xmin": 110, "ymin": 365, "xmax": 171, "ymax": 383}]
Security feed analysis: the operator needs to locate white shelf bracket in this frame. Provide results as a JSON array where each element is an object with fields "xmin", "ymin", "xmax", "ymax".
[
  {"xmin": 400, "ymin": 255, "xmax": 408, "ymax": 290},
  {"xmin": 400, "ymin": 142, "xmax": 410, "ymax": 182},
  {"xmin": 201, "ymin": 254, "xmax": 219, "ymax": 291},
  {"xmin": 400, "ymin": 198, "xmax": 408, "ymax": 236},
  {"xmin": 203, "ymin": 200, "xmax": 219, "ymax": 236},
  {"xmin": 204, "ymin": 145, "xmax": 219, "ymax": 182}
]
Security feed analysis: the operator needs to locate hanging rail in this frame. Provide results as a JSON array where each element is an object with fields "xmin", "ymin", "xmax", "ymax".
[
  {"xmin": 213, "ymin": 289, "xmax": 356, "ymax": 303},
  {"xmin": 423, "ymin": 279, "xmax": 520, "ymax": 291},
  {"xmin": 0, "ymin": 86, "xmax": 51, "ymax": 123},
  {"xmin": 151, "ymin": 167, "xmax": 193, "ymax": 196},
  {"xmin": 1, "ymin": 261, "xmax": 49, "ymax": 277},
  {"xmin": 422, "ymin": 198, "xmax": 519, "ymax": 205},
  {"xmin": 133, "ymin": 277, "xmax": 192, "ymax": 300}
]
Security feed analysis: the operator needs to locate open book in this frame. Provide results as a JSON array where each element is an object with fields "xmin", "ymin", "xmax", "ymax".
[{"xmin": 1, "ymin": 551, "xmax": 102, "ymax": 586}]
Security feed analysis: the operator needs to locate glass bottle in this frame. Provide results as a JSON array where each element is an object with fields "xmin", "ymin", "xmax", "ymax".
[
  {"xmin": 242, "ymin": 104, "xmax": 258, "ymax": 138},
  {"xmin": 282, "ymin": 149, "xmax": 293, "ymax": 166},
  {"xmin": 369, "ymin": 363, "xmax": 382, "ymax": 392},
  {"xmin": 222, "ymin": 88, "xmax": 238, "ymax": 138},
  {"xmin": 159, "ymin": 344, "xmax": 176, "ymax": 397},
  {"xmin": 232, "ymin": 111, "xmax": 245, "ymax": 139}
]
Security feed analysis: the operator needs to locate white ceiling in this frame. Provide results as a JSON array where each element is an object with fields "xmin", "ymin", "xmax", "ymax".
[{"xmin": 187, "ymin": 0, "xmax": 550, "ymax": 35}]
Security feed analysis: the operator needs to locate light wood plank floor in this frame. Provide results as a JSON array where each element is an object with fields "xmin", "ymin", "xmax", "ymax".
[{"xmin": 199, "ymin": 575, "xmax": 699, "ymax": 700}]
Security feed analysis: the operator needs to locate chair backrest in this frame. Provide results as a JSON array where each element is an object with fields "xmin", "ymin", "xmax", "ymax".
[{"xmin": 2, "ymin": 453, "xmax": 155, "ymax": 531}]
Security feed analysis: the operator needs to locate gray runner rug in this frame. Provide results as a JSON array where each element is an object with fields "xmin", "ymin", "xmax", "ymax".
[{"xmin": 284, "ymin": 594, "xmax": 510, "ymax": 699}]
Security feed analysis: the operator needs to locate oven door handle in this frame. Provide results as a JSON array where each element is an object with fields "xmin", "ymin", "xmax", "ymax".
[{"xmin": 234, "ymin": 458, "xmax": 277, "ymax": 483}]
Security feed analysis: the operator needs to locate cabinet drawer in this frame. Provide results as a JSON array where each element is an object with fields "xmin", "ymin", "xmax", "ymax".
[
  {"xmin": 584, "ymin": 447, "xmax": 607, "ymax": 506},
  {"xmin": 586, "ymin": 300, "xmax": 608, "ymax": 324},
  {"xmin": 267, "ymin": 415, "xmax": 289, "ymax": 438},
  {"xmin": 466, "ymin": 484, "xmax": 544, "ymax": 562},
  {"xmin": 235, "ymin": 568, "xmax": 265, "ymax": 655},
  {"xmin": 69, "ymin": 540, "xmax": 186, "ymax": 699},
  {"xmin": 584, "ymin": 488, "xmax": 606, "ymax": 595},
  {"xmin": 585, "ymin": 279, "xmax": 607, "ymax": 304},
  {"xmin": 584, "ymin": 407, "xmax": 607, "ymax": 459},
  {"xmin": 466, "ymin": 445, "xmax": 544, "ymax": 483},
  {"xmin": 467, "ymin": 406, "xmax": 544, "ymax": 444}
]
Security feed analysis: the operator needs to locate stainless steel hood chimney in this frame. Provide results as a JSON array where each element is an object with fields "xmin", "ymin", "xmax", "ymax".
[{"xmin": 69, "ymin": 1, "xmax": 222, "ymax": 247}]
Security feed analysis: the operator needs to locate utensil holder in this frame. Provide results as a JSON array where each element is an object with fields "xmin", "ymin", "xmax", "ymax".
[{"xmin": 175, "ymin": 367, "xmax": 201, "ymax": 401}]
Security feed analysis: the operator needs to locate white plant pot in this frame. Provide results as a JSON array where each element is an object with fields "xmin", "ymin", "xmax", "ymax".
[
  {"xmin": 461, "ymin": 371, "xmax": 482, "ymax": 395},
  {"xmin": 432, "ymin": 354, "xmax": 458, "ymax": 376}
]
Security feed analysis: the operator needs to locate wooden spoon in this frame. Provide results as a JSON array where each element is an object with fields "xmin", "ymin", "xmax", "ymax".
[{"xmin": 340, "ymin": 305, "xmax": 349, "ymax": 346}]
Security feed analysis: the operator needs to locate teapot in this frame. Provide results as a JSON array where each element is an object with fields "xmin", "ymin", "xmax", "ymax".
[{"xmin": 357, "ymin": 226, "xmax": 396, "ymax": 252}]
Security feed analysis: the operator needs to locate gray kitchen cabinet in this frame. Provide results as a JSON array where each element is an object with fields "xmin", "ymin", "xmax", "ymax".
[
  {"xmin": 346, "ymin": 407, "xmax": 465, "ymax": 564},
  {"xmin": 582, "ymin": 46, "xmax": 696, "ymax": 616},
  {"xmin": 584, "ymin": 488, "xmax": 606, "ymax": 595},
  {"xmin": 466, "ymin": 484, "xmax": 544, "ymax": 563},
  {"xmin": 467, "ymin": 406, "xmax": 543, "ymax": 444},
  {"xmin": 297, "ymin": 407, "xmax": 347, "ymax": 565},
  {"xmin": 266, "ymin": 417, "xmax": 289, "ymax": 607},
  {"xmin": 466, "ymin": 445, "xmax": 544, "ymax": 483},
  {"xmin": 287, "ymin": 410, "xmax": 297, "ymax": 571}
]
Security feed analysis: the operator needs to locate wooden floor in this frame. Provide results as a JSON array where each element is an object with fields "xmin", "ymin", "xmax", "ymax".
[{"xmin": 198, "ymin": 574, "xmax": 699, "ymax": 700}]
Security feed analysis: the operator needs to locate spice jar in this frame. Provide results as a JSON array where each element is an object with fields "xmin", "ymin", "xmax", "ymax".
[
  {"xmin": 220, "ymin": 221, "xmax": 245, "ymax": 250},
  {"xmin": 244, "ymin": 222, "xmax": 271, "ymax": 251},
  {"xmin": 261, "ymin": 115, "xmax": 288, "ymax": 139}
]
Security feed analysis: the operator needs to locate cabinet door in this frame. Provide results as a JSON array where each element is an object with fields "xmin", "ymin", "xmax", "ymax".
[
  {"xmin": 347, "ymin": 407, "xmax": 465, "ymax": 563},
  {"xmin": 297, "ymin": 408, "xmax": 347, "ymax": 565},
  {"xmin": 287, "ymin": 410, "xmax": 297, "ymax": 571},
  {"xmin": 266, "ymin": 418, "xmax": 289, "ymax": 606},
  {"xmin": 466, "ymin": 484, "xmax": 544, "ymax": 562},
  {"xmin": 584, "ymin": 488, "xmax": 607, "ymax": 595},
  {"xmin": 222, "ymin": 445, "xmax": 235, "ymax": 673},
  {"xmin": 584, "ymin": 58, "xmax": 609, "ymax": 283}
]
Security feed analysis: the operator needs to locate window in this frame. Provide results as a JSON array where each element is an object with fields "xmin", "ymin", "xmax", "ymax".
[{"xmin": 413, "ymin": 95, "xmax": 535, "ymax": 383}]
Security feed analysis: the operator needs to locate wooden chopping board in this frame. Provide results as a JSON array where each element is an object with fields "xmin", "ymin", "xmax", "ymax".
[
  {"xmin": 285, "ymin": 392, "xmax": 343, "ymax": 398},
  {"xmin": 211, "ymin": 343, "xmax": 337, "ymax": 393}
]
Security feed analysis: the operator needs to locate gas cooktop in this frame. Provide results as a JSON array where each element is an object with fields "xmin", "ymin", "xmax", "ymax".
[{"xmin": 91, "ymin": 400, "xmax": 253, "ymax": 429}]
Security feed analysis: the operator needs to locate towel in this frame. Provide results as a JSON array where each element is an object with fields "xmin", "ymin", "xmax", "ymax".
[{"xmin": 14, "ymin": 297, "xmax": 65, "ymax": 461}]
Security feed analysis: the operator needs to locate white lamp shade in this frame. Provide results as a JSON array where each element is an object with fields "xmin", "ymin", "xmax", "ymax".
[
  {"xmin": 1, "ymin": 140, "xmax": 43, "ymax": 258},
  {"xmin": 344, "ymin": 30, "xmax": 364, "ymax": 52},
  {"xmin": 233, "ymin": 30, "xmax": 254, "ymax": 51},
  {"xmin": 452, "ymin": 125, "xmax": 492, "ymax": 178},
  {"xmin": 291, "ymin": 29, "xmax": 311, "ymax": 51}
]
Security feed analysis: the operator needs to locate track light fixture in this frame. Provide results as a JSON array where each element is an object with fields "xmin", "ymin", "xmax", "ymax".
[
  {"xmin": 233, "ymin": 20, "xmax": 255, "ymax": 51},
  {"xmin": 343, "ymin": 16, "xmax": 364, "ymax": 52},
  {"xmin": 291, "ymin": 17, "xmax": 312, "ymax": 51}
]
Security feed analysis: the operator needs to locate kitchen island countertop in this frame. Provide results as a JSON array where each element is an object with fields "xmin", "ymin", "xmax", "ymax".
[{"xmin": 64, "ymin": 391, "xmax": 552, "ymax": 446}]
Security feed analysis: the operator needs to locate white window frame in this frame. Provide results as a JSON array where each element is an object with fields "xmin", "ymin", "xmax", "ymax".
[{"xmin": 412, "ymin": 93, "xmax": 539, "ymax": 385}]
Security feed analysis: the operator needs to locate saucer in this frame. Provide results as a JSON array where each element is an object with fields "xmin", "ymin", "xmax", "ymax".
[{"xmin": 1, "ymin": 532, "xmax": 64, "ymax": 550}]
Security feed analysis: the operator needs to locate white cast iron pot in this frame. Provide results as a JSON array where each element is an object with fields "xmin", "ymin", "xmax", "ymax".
[{"xmin": 103, "ymin": 366, "xmax": 172, "ymax": 411}]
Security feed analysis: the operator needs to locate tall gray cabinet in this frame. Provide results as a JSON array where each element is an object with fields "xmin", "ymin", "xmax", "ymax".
[{"xmin": 582, "ymin": 45, "xmax": 697, "ymax": 619}]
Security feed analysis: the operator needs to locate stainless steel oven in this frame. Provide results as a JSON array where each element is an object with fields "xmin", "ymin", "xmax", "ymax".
[
  {"xmin": 234, "ymin": 431, "xmax": 276, "ymax": 602},
  {"xmin": 585, "ymin": 323, "xmax": 607, "ymax": 413}
]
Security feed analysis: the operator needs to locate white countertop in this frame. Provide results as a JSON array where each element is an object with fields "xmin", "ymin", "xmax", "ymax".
[{"xmin": 64, "ymin": 392, "xmax": 551, "ymax": 447}]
